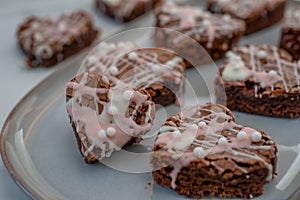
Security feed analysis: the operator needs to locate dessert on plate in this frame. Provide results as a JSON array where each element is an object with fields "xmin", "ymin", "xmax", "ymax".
[
  {"xmin": 95, "ymin": 0, "xmax": 161, "ymax": 23},
  {"xmin": 154, "ymin": 2, "xmax": 245, "ymax": 64},
  {"xmin": 84, "ymin": 42, "xmax": 186, "ymax": 106},
  {"xmin": 215, "ymin": 44, "xmax": 300, "ymax": 118},
  {"xmin": 280, "ymin": 7, "xmax": 300, "ymax": 61},
  {"xmin": 17, "ymin": 11, "xmax": 99, "ymax": 68},
  {"xmin": 207, "ymin": 0, "xmax": 287, "ymax": 35},
  {"xmin": 151, "ymin": 103, "xmax": 277, "ymax": 199},
  {"xmin": 66, "ymin": 72, "xmax": 155, "ymax": 163}
]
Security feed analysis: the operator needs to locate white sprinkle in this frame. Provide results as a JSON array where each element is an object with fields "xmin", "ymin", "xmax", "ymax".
[
  {"xmin": 189, "ymin": 124, "xmax": 198, "ymax": 131},
  {"xmin": 251, "ymin": 132, "xmax": 262, "ymax": 142},
  {"xmin": 249, "ymin": 194, "xmax": 253, "ymax": 199},
  {"xmin": 58, "ymin": 23, "xmax": 66, "ymax": 32},
  {"xmin": 33, "ymin": 33, "xmax": 43, "ymax": 42},
  {"xmin": 152, "ymin": 64, "xmax": 160, "ymax": 73},
  {"xmin": 109, "ymin": 66, "xmax": 119, "ymax": 75},
  {"xmin": 166, "ymin": 60, "xmax": 176, "ymax": 67},
  {"xmin": 297, "ymin": 60, "xmax": 300, "ymax": 67},
  {"xmin": 108, "ymin": 106, "xmax": 118, "ymax": 115},
  {"xmin": 173, "ymin": 57, "xmax": 183, "ymax": 63},
  {"xmin": 107, "ymin": 127, "xmax": 116, "ymax": 137},
  {"xmin": 193, "ymin": 147, "xmax": 205, "ymax": 158},
  {"xmin": 98, "ymin": 130, "xmax": 106, "ymax": 139},
  {"xmin": 257, "ymin": 50, "xmax": 267, "ymax": 59},
  {"xmin": 123, "ymin": 90, "xmax": 133, "ymax": 100},
  {"xmin": 202, "ymin": 19, "xmax": 210, "ymax": 26},
  {"xmin": 172, "ymin": 131, "xmax": 181, "ymax": 137},
  {"xmin": 268, "ymin": 70, "xmax": 277, "ymax": 78},
  {"xmin": 225, "ymin": 51, "xmax": 233, "ymax": 58},
  {"xmin": 128, "ymin": 52, "xmax": 138, "ymax": 61},
  {"xmin": 198, "ymin": 121, "xmax": 206, "ymax": 128},
  {"xmin": 246, "ymin": 175, "xmax": 250, "ymax": 179},
  {"xmin": 108, "ymin": 43, "xmax": 116, "ymax": 50},
  {"xmin": 218, "ymin": 137, "xmax": 228, "ymax": 145},
  {"xmin": 237, "ymin": 131, "xmax": 248, "ymax": 140},
  {"xmin": 87, "ymin": 56, "xmax": 97, "ymax": 65},
  {"xmin": 223, "ymin": 14, "xmax": 231, "ymax": 21}
]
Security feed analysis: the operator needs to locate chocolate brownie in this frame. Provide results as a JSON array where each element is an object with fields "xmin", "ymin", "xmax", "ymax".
[
  {"xmin": 95, "ymin": 0, "xmax": 161, "ymax": 23},
  {"xmin": 215, "ymin": 45, "xmax": 300, "ymax": 118},
  {"xmin": 17, "ymin": 11, "xmax": 98, "ymax": 68},
  {"xmin": 207, "ymin": 0, "xmax": 286, "ymax": 35},
  {"xmin": 151, "ymin": 103, "xmax": 277, "ymax": 199},
  {"xmin": 154, "ymin": 2, "xmax": 245, "ymax": 64},
  {"xmin": 66, "ymin": 72, "xmax": 155, "ymax": 163},
  {"xmin": 84, "ymin": 42, "xmax": 186, "ymax": 106},
  {"xmin": 280, "ymin": 7, "xmax": 300, "ymax": 60}
]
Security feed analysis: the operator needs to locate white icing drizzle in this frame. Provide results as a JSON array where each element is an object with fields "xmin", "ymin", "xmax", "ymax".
[
  {"xmin": 156, "ymin": 2, "xmax": 245, "ymax": 49},
  {"xmin": 19, "ymin": 11, "xmax": 93, "ymax": 65},
  {"xmin": 84, "ymin": 42, "xmax": 185, "ymax": 105},
  {"xmin": 155, "ymin": 104, "xmax": 276, "ymax": 189},
  {"xmin": 66, "ymin": 72, "xmax": 154, "ymax": 160},
  {"xmin": 209, "ymin": 0, "xmax": 283, "ymax": 19},
  {"xmin": 222, "ymin": 45, "xmax": 300, "ymax": 97}
]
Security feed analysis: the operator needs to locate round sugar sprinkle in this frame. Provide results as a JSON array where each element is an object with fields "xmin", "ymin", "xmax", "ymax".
[
  {"xmin": 152, "ymin": 64, "xmax": 160, "ymax": 72},
  {"xmin": 223, "ymin": 14, "xmax": 231, "ymax": 21},
  {"xmin": 202, "ymin": 20, "xmax": 210, "ymax": 26},
  {"xmin": 166, "ymin": 60, "xmax": 176, "ymax": 67},
  {"xmin": 251, "ymin": 132, "xmax": 262, "ymax": 142},
  {"xmin": 128, "ymin": 52, "xmax": 138, "ymax": 61},
  {"xmin": 218, "ymin": 137, "xmax": 228, "ymax": 145},
  {"xmin": 109, "ymin": 66, "xmax": 119, "ymax": 75},
  {"xmin": 87, "ymin": 56, "xmax": 97, "ymax": 65},
  {"xmin": 225, "ymin": 51, "xmax": 233, "ymax": 58},
  {"xmin": 257, "ymin": 50, "xmax": 267, "ymax": 59},
  {"xmin": 268, "ymin": 70, "xmax": 277, "ymax": 78},
  {"xmin": 237, "ymin": 131, "xmax": 248, "ymax": 140},
  {"xmin": 98, "ymin": 130, "xmax": 106, "ymax": 139},
  {"xmin": 198, "ymin": 121, "xmax": 206, "ymax": 128},
  {"xmin": 107, "ymin": 127, "xmax": 116, "ymax": 137},
  {"xmin": 123, "ymin": 90, "xmax": 133, "ymax": 100},
  {"xmin": 193, "ymin": 147, "xmax": 205, "ymax": 158}
]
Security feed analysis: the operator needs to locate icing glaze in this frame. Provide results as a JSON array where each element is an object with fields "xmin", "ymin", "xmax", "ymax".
[
  {"xmin": 154, "ymin": 104, "xmax": 276, "ymax": 189},
  {"xmin": 66, "ymin": 73, "xmax": 154, "ymax": 160},
  {"xmin": 19, "ymin": 11, "xmax": 93, "ymax": 65},
  {"xmin": 222, "ymin": 45, "xmax": 300, "ymax": 97},
  {"xmin": 157, "ymin": 2, "xmax": 245, "ymax": 49},
  {"xmin": 84, "ymin": 42, "xmax": 185, "ymax": 105}
]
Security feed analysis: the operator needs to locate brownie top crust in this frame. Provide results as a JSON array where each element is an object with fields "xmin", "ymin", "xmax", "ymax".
[
  {"xmin": 220, "ymin": 45, "xmax": 300, "ymax": 97},
  {"xmin": 155, "ymin": 2, "xmax": 245, "ymax": 49},
  {"xmin": 207, "ymin": 0, "xmax": 286, "ymax": 21},
  {"xmin": 84, "ymin": 42, "xmax": 186, "ymax": 103},
  {"xmin": 17, "ymin": 11, "xmax": 97, "ymax": 63},
  {"xmin": 66, "ymin": 72, "xmax": 155, "ymax": 160},
  {"xmin": 153, "ymin": 103, "xmax": 277, "ymax": 189},
  {"xmin": 282, "ymin": 7, "xmax": 300, "ymax": 29}
]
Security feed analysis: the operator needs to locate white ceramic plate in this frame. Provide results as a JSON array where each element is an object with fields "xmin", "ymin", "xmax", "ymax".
[{"xmin": 1, "ymin": 1, "xmax": 300, "ymax": 200}]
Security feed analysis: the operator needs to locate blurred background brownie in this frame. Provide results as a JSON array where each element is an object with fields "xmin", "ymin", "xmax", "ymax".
[
  {"xmin": 17, "ymin": 11, "xmax": 99, "ymax": 68},
  {"xmin": 280, "ymin": 7, "xmax": 300, "ymax": 61},
  {"xmin": 215, "ymin": 44, "xmax": 300, "ymax": 118},
  {"xmin": 151, "ymin": 103, "xmax": 277, "ymax": 199},
  {"xmin": 207, "ymin": 0, "xmax": 287, "ymax": 35},
  {"xmin": 154, "ymin": 2, "xmax": 245, "ymax": 65},
  {"xmin": 95, "ymin": 0, "xmax": 161, "ymax": 23},
  {"xmin": 84, "ymin": 42, "xmax": 186, "ymax": 106}
]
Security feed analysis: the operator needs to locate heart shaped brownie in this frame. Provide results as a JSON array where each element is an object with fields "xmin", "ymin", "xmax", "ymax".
[{"xmin": 151, "ymin": 103, "xmax": 277, "ymax": 199}]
